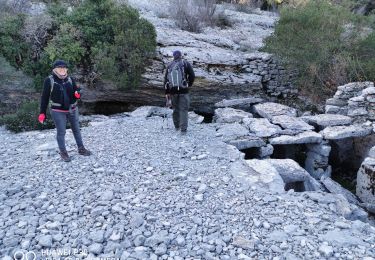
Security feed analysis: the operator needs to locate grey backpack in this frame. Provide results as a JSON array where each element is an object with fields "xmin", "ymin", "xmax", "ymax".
[{"xmin": 167, "ymin": 60, "xmax": 187, "ymax": 90}]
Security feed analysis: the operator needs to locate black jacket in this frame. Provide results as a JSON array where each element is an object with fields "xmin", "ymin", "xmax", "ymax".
[
  {"xmin": 164, "ymin": 59, "xmax": 195, "ymax": 95},
  {"xmin": 40, "ymin": 73, "xmax": 80, "ymax": 114}
]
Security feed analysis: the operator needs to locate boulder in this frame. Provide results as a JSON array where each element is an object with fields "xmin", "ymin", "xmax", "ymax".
[
  {"xmin": 306, "ymin": 143, "xmax": 331, "ymax": 157},
  {"xmin": 242, "ymin": 160, "xmax": 285, "ymax": 193},
  {"xmin": 304, "ymin": 151, "xmax": 331, "ymax": 179},
  {"xmin": 216, "ymin": 123, "xmax": 266, "ymax": 149},
  {"xmin": 301, "ymin": 114, "xmax": 352, "ymax": 129},
  {"xmin": 214, "ymin": 97, "xmax": 264, "ymax": 109},
  {"xmin": 270, "ymin": 131, "xmax": 323, "ymax": 145},
  {"xmin": 321, "ymin": 177, "xmax": 360, "ymax": 205},
  {"xmin": 356, "ymin": 157, "xmax": 375, "ymax": 207},
  {"xmin": 266, "ymin": 159, "xmax": 323, "ymax": 191},
  {"xmin": 188, "ymin": 112, "xmax": 204, "ymax": 124},
  {"xmin": 256, "ymin": 144, "xmax": 274, "ymax": 158},
  {"xmin": 320, "ymin": 124, "xmax": 373, "ymax": 140},
  {"xmin": 369, "ymin": 146, "xmax": 375, "ymax": 158},
  {"xmin": 246, "ymin": 159, "xmax": 322, "ymax": 192},
  {"xmin": 130, "ymin": 106, "xmax": 159, "ymax": 118},
  {"xmin": 253, "ymin": 102, "xmax": 297, "ymax": 120},
  {"xmin": 214, "ymin": 107, "xmax": 253, "ymax": 124},
  {"xmin": 243, "ymin": 117, "xmax": 282, "ymax": 137},
  {"xmin": 216, "ymin": 123, "xmax": 249, "ymax": 138},
  {"xmin": 271, "ymin": 115, "xmax": 314, "ymax": 131},
  {"xmin": 226, "ymin": 135, "xmax": 266, "ymax": 150}
]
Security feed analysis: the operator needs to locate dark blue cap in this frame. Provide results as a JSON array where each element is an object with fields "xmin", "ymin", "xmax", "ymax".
[
  {"xmin": 173, "ymin": 50, "xmax": 182, "ymax": 60},
  {"xmin": 52, "ymin": 60, "xmax": 68, "ymax": 69}
]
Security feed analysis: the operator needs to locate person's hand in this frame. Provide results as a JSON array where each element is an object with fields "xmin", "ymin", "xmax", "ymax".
[
  {"xmin": 38, "ymin": 114, "xmax": 45, "ymax": 124},
  {"xmin": 74, "ymin": 91, "xmax": 81, "ymax": 99}
]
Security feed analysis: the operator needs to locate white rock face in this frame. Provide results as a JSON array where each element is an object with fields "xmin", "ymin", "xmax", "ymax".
[{"xmin": 79, "ymin": 0, "xmax": 297, "ymax": 115}]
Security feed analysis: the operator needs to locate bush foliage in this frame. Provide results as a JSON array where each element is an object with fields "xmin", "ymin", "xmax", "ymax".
[
  {"xmin": 262, "ymin": 0, "xmax": 375, "ymax": 100},
  {"xmin": 0, "ymin": 0, "xmax": 157, "ymax": 90},
  {"xmin": 0, "ymin": 101, "xmax": 90, "ymax": 133},
  {"xmin": 0, "ymin": 101, "xmax": 55, "ymax": 133}
]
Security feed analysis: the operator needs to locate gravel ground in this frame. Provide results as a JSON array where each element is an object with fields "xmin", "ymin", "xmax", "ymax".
[{"xmin": 0, "ymin": 113, "xmax": 374, "ymax": 260}]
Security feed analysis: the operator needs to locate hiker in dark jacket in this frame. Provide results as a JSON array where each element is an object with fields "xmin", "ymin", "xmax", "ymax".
[
  {"xmin": 38, "ymin": 60, "xmax": 91, "ymax": 162},
  {"xmin": 164, "ymin": 50, "xmax": 195, "ymax": 134}
]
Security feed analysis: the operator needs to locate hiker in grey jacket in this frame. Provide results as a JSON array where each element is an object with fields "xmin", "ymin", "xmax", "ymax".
[{"xmin": 164, "ymin": 50, "xmax": 195, "ymax": 134}]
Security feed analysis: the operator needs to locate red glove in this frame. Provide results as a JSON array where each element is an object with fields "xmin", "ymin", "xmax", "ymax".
[
  {"xmin": 74, "ymin": 91, "xmax": 81, "ymax": 99},
  {"xmin": 38, "ymin": 114, "xmax": 45, "ymax": 124}
]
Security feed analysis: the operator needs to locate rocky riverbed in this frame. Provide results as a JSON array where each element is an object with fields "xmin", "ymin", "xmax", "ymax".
[{"xmin": 0, "ymin": 109, "xmax": 374, "ymax": 259}]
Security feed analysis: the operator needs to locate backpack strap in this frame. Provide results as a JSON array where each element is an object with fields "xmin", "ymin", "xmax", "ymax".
[
  {"xmin": 181, "ymin": 59, "xmax": 187, "ymax": 87},
  {"xmin": 49, "ymin": 75, "xmax": 55, "ymax": 95},
  {"xmin": 48, "ymin": 75, "xmax": 74, "ymax": 107}
]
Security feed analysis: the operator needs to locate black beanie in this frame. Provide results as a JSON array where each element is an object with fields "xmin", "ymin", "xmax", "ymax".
[
  {"xmin": 173, "ymin": 50, "xmax": 182, "ymax": 60},
  {"xmin": 52, "ymin": 60, "xmax": 68, "ymax": 69}
]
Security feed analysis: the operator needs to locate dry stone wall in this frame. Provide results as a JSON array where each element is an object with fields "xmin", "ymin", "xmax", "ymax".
[{"xmin": 325, "ymin": 82, "xmax": 375, "ymax": 123}]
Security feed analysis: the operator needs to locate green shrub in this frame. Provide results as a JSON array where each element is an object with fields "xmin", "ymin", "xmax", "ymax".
[
  {"xmin": 58, "ymin": 0, "xmax": 156, "ymax": 89},
  {"xmin": 44, "ymin": 23, "xmax": 86, "ymax": 68},
  {"xmin": 0, "ymin": 0, "xmax": 157, "ymax": 91},
  {"xmin": 89, "ymin": 5, "xmax": 157, "ymax": 88},
  {"xmin": 0, "ymin": 101, "xmax": 90, "ymax": 133},
  {"xmin": 350, "ymin": 31, "xmax": 375, "ymax": 81},
  {"xmin": 0, "ymin": 101, "xmax": 55, "ymax": 133},
  {"xmin": 262, "ymin": 0, "xmax": 373, "ymax": 100},
  {"xmin": 0, "ymin": 14, "xmax": 31, "ymax": 69}
]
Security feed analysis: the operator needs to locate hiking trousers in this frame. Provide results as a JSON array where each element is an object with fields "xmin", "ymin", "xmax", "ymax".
[
  {"xmin": 171, "ymin": 94, "xmax": 190, "ymax": 131},
  {"xmin": 51, "ymin": 108, "xmax": 84, "ymax": 152}
]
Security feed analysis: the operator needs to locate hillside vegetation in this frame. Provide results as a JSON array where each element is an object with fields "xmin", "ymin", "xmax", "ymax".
[
  {"xmin": 0, "ymin": 0, "xmax": 157, "ymax": 90},
  {"xmin": 262, "ymin": 0, "xmax": 375, "ymax": 100}
]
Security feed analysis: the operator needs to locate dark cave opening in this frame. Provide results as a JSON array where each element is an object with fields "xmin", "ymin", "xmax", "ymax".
[
  {"xmin": 240, "ymin": 147, "xmax": 262, "ymax": 160},
  {"xmin": 194, "ymin": 111, "xmax": 213, "ymax": 123},
  {"xmin": 271, "ymin": 144, "xmax": 307, "ymax": 167},
  {"xmin": 328, "ymin": 136, "xmax": 375, "ymax": 193},
  {"xmin": 82, "ymin": 101, "xmax": 135, "ymax": 115},
  {"xmin": 284, "ymin": 181, "xmax": 305, "ymax": 192}
]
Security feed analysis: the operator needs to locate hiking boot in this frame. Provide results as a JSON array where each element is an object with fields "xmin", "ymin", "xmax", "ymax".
[
  {"xmin": 78, "ymin": 146, "xmax": 92, "ymax": 156},
  {"xmin": 60, "ymin": 151, "xmax": 71, "ymax": 162},
  {"xmin": 181, "ymin": 130, "xmax": 187, "ymax": 135}
]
